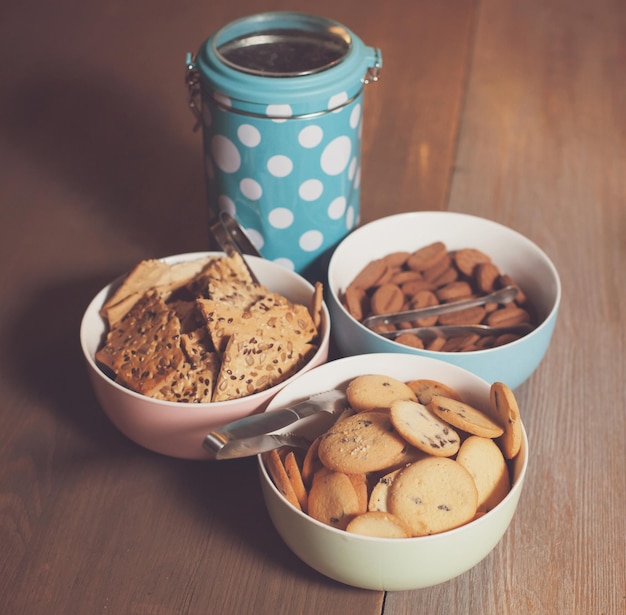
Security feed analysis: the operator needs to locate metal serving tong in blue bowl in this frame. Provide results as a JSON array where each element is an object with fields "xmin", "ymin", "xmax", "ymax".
[
  {"xmin": 203, "ymin": 390, "xmax": 347, "ymax": 460},
  {"xmin": 361, "ymin": 285, "xmax": 534, "ymax": 340}
]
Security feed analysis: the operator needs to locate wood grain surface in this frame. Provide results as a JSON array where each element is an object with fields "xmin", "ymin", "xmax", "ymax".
[{"xmin": 1, "ymin": 0, "xmax": 624, "ymax": 614}]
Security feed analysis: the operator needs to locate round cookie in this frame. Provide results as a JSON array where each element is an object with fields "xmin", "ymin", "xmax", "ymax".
[
  {"xmin": 490, "ymin": 381, "xmax": 523, "ymax": 459},
  {"xmin": 388, "ymin": 457, "xmax": 478, "ymax": 536},
  {"xmin": 348, "ymin": 473, "xmax": 369, "ymax": 512},
  {"xmin": 390, "ymin": 399, "xmax": 460, "ymax": 457},
  {"xmin": 317, "ymin": 411, "xmax": 408, "ymax": 473},
  {"xmin": 456, "ymin": 436, "xmax": 510, "ymax": 512},
  {"xmin": 406, "ymin": 378, "xmax": 463, "ymax": 406},
  {"xmin": 368, "ymin": 468, "xmax": 402, "ymax": 512},
  {"xmin": 346, "ymin": 374, "xmax": 417, "ymax": 412},
  {"xmin": 428, "ymin": 395, "xmax": 504, "ymax": 438},
  {"xmin": 346, "ymin": 511, "xmax": 412, "ymax": 538},
  {"xmin": 308, "ymin": 468, "xmax": 363, "ymax": 530}
]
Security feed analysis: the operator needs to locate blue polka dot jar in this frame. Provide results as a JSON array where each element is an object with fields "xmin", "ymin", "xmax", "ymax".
[{"xmin": 187, "ymin": 12, "xmax": 382, "ymax": 273}]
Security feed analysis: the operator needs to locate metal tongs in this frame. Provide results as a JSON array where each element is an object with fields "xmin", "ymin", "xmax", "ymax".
[
  {"xmin": 362, "ymin": 285, "xmax": 535, "ymax": 340},
  {"xmin": 203, "ymin": 390, "xmax": 347, "ymax": 460},
  {"xmin": 208, "ymin": 211, "xmax": 263, "ymax": 283}
]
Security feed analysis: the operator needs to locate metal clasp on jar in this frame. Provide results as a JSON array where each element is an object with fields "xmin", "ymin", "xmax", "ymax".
[
  {"xmin": 185, "ymin": 52, "xmax": 202, "ymax": 131},
  {"xmin": 363, "ymin": 48, "xmax": 382, "ymax": 85}
]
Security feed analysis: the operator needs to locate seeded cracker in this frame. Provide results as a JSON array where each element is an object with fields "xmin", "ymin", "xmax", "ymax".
[
  {"xmin": 95, "ymin": 291, "xmax": 185, "ymax": 396},
  {"xmin": 151, "ymin": 328, "xmax": 220, "ymax": 402},
  {"xmin": 212, "ymin": 332, "xmax": 315, "ymax": 402},
  {"xmin": 95, "ymin": 252, "xmax": 322, "ymax": 403},
  {"xmin": 186, "ymin": 251, "xmax": 255, "ymax": 296},
  {"xmin": 198, "ymin": 298, "xmax": 318, "ymax": 356},
  {"xmin": 100, "ymin": 256, "xmax": 213, "ymax": 327}
]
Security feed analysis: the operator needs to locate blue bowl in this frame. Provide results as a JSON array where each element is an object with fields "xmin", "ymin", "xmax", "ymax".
[{"xmin": 327, "ymin": 212, "xmax": 561, "ymax": 389}]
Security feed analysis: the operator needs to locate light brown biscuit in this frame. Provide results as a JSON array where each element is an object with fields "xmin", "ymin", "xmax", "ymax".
[
  {"xmin": 307, "ymin": 468, "xmax": 363, "ymax": 530},
  {"xmin": 441, "ymin": 334, "xmax": 481, "ymax": 352},
  {"xmin": 382, "ymin": 251, "xmax": 411, "ymax": 269},
  {"xmin": 427, "ymin": 264, "xmax": 459, "ymax": 289},
  {"xmin": 390, "ymin": 400, "xmax": 460, "ymax": 457},
  {"xmin": 408, "ymin": 290, "xmax": 439, "ymax": 327},
  {"xmin": 301, "ymin": 436, "xmax": 323, "ymax": 488},
  {"xmin": 437, "ymin": 305, "xmax": 486, "ymax": 326},
  {"xmin": 406, "ymin": 379, "xmax": 463, "ymax": 406},
  {"xmin": 422, "ymin": 253, "xmax": 453, "ymax": 283},
  {"xmin": 343, "ymin": 284, "xmax": 367, "ymax": 321},
  {"xmin": 346, "ymin": 374, "xmax": 417, "ymax": 412},
  {"xmin": 317, "ymin": 411, "xmax": 408, "ymax": 473},
  {"xmin": 406, "ymin": 241, "xmax": 448, "ymax": 272},
  {"xmin": 368, "ymin": 468, "xmax": 402, "ymax": 512},
  {"xmin": 436, "ymin": 280, "xmax": 474, "ymax": 303},
  {"xmin": 391, "ymin": 269, "xmax": 423, "ymax": 285},
  {"xmin": 378, "ymin": 445, "xmax": 429, "ymax": 474},
  {"xmin": 347, "ymin": 473, "xmax": 369, "ymax": 512},
  {"xmin": 346, "ymin": 511, "xmax": 412, "ymax": 538},
  {"xmin": 350, "ymin": 258, "xmax": 388, "ymax": 289},
  {"xmin": 453, "ymin": 248, "xmax": 492, "ymax": 277},
  {"xmin": 388, "ymin": 457, "xmax": 478, "ymax": 536},
  {"xmin": 474, "ymin": 262, "xmax": 501, "ymax": 294},
  {"xmin": 490, "ymin": 381, "xmax": 523, "ymax": 459},
  {"xmin": 310, "ymin": 281, "xmax": 324, "ymax": 330},
  {"xmin": 394, "ymin": 333, "xmax": 425, "ymax": 349},
  {"xmin": 456, "ymin": 436, "xmax": 510, "ymax": 512},
  {"xmin": 370, "ymin": 283, "xmax": 405, "ymax": 315},
  {"xmin": 400, "ymin": 278, "xmax": 434, "ymax": 296},
  {"xmin": 284, "ymin": 451, "xmax": 309, "ymax": 512},
  {"xmin": 485, "ymin": 305, "xmax": 531, "ymax": 327},
  {"xmin": 428, "ymin": 395, "xmax": 504, "ymax": 438},
  {"xmin": 264, "ymin": 449, "xmax": 301, "ymax": 510}
]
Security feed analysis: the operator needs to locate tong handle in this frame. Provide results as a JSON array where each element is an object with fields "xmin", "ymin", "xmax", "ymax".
[
  {"xmin": 362, "ymin": 285, "xmax": 519, "ymax": 329},
  {"xmin": 209, "ymin": 211, "xmax": 262, "ymax": 284}
]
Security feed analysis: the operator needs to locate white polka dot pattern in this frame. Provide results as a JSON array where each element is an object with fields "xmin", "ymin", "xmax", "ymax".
[{"xmin": 202, "ymin": 91, "xmax": 364, "ymax": 272}]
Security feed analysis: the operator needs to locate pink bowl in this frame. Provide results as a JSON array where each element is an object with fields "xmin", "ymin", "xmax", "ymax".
[{"xmin": 80, "ymin": 251, "xmax": 330, "ymax": 459}]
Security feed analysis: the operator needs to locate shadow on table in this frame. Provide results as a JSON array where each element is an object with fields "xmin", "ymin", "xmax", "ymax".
[
  {"xmin": 0, "ymin": 274, "xmax": 137, "ymax": 453},
  {"xmin": 0, "ymin": 274, "xmax": 342, "ymax": 586}
]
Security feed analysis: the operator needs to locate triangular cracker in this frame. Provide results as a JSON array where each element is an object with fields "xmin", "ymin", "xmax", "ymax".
[
  {"xmin": 100, "ymin": 256, "xmax": 213, "ymax": 326},
  {"xmin": 197, "ymin": 298, "xmax": 319, "ymax": 356},
  {"xmin": 212, "ymin": 333, "xmax": 316, "ymax": 402},
  {"xmin": 207, "ymin": 277, "xmax": 269, "ymax": 308},
  {"xmin": 152, "ymin": 352, "xmax": 220, "ymax": 403},
  {"xmin": 186, "ymin": 251, "xmax": 256, "ymax": 297}
]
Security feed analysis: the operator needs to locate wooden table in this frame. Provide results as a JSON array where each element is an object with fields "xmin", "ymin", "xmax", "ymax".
[{"xmin": 1, "ymin": 1, "xmax": 624, "ymax": 613}]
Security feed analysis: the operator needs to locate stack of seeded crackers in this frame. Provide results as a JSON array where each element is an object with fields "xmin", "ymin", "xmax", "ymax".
[{"xmin": 95, "ymin": 253, "xmax": 323, "ymax": 403}]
